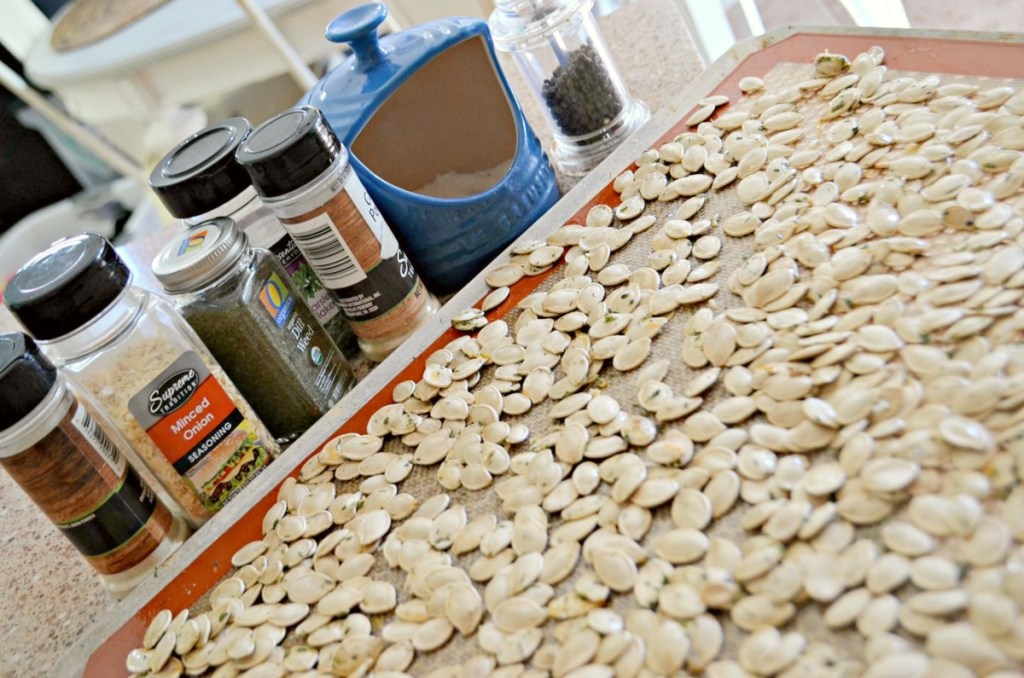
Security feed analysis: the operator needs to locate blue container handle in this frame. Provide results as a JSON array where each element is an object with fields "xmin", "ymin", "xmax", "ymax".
[{"xmin": 326, "ymin": 3, "xmax": 388, "ymax": 67}]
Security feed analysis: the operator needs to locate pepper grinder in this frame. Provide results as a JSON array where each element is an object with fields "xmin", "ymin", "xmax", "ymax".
[{"xmin": 490, "ymin": 0, "xmax": 650, "ymax": 176}]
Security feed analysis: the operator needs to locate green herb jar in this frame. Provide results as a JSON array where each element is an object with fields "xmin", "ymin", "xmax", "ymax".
[{"xmin": 152, "ymin": 218, "xmax": 355, "ymax": 444}]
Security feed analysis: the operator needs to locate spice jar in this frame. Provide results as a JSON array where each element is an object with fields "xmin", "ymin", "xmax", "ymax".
[
  {"xmin": 0, "ymin": 332, "xmax": 188, "ymax": 597},
  {"xmin": 152, "ymin": 217, "xmax": 356, "ymax": 444},
  {"xmin": 4, "ymin": 233, "xmax": 280, "ymax": 528},
  {"xmin": 237, "ymin": 106, "xmax": 439, "ymax": 362},
  {"xmin": 489, "ymin": 0, "xmax": 649, "ymax": 176},
  {"xmin": 150, "ymin": 117, "xmax": 360, "ymax": 360}
]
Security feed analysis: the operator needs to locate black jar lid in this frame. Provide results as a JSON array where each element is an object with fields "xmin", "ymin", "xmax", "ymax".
[
  {"xmin": 0, "ymin": 333, "xmax": 57, "ymax": 432},
  {"xmin": 236, "ymin": 106, "xmax": 342, "ymax": 199},
  {"xmin": 3, "ymin": 233, "xmax": 130, "ymax": 341},
  {"xmin": 150, "ymin": 117, "xmax": 255, "ymax": 218}
]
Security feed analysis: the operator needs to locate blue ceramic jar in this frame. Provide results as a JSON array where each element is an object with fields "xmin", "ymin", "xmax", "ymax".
[{"xmin": 301, "ymin": 3, "xmax": 560, "ymax": 294}]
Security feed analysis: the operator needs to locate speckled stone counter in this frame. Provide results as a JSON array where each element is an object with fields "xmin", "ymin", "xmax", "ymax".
[{"xmin": 0, "ymin": 2, "xmax": 703, "ymax": 675}]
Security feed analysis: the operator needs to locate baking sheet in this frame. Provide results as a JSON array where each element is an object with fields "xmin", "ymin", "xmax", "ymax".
[{"xmin": 69, "ymin": 26, "xmax": 1024, "ymax": 676}]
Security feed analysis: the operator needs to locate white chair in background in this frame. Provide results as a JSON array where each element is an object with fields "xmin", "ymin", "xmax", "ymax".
[
  {"xmin": 0, "ymin": 0, "xmax": 347, "ymax": 181},
  {"xmin": 0, "ymin": 0, "xmax": 49, "ymax": 62},
  {"xmin": 0, "ymin": 0, "xmax": 147, "ymax": 182},
  {"xmin": 19, "ymin": 0, "xmax": 380, "ymax": 165}
]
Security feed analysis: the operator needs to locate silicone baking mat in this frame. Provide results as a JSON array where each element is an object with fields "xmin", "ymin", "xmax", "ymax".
[{"xmin": 76, "ymin": 27, "xmax": 1024, "ymax": 676}]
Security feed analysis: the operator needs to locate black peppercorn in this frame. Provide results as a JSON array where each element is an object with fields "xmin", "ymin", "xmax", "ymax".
[{"xmin": 542, "ymin": 44, "xmax": 625, "ymax": 138}]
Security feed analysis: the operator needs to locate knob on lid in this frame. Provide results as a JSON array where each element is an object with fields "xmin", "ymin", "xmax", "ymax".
[
  {"xmin": 300, "ymin": 3, "xmax": 488, "ymax": 144},
  {"xmin": 326, "ymin": 3, "xmax": 388, "ymax": 65}
]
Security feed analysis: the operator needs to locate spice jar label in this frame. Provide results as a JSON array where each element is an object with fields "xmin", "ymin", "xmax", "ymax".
[
  {"xmin": 258, "ymin": 272, "xmax": 297, "ymax": 326},
  {"xmin": 273, "ymin": 237, "xmax": 340, "ymax": 325},
  {"xmin": 237, "ymin": 209, "xmax": 343, "ymax": 326},
  {"xmin": 57, "ymin": 457, "xmax": 160, "ymax": 557},
  {"xmin": 71, "ymin": 405, "xmax": 127, "ymax": 476},
  {"xmin": 0, "ymin": 390, "xmax": 173, "ymax": 574},
  {"xmin": 284, "ymin": 214, "xmax": 419, "ymax": 324},
  {"xmin": 65, "ymin": 403, "xmax": 163, "ymax": 557},
  {"xmin": 256, "ymin": 271, "xmax": 349, "ymax": 402},
  {"xmin": 333, "ymin": 248, "xmax": 420, "ymax": 323},
  {"xmin": 126, "ymin": 351, "xmax": 272, "ymax": 510},
  {"xmin": 288, "ymin": 212, "xmax": 367, "ymax": 288},
  {"xmin": 340, "ymin": 164, "xmax": 399, "ymax": 261}
]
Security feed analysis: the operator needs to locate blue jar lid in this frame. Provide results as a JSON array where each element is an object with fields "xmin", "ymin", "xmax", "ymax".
[{"xmin": 301, "ymin": 3, "xmax": 491, "ymax": 144}]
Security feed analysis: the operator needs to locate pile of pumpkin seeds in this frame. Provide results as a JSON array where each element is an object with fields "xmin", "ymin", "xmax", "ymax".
[{"xmin": 128, "ymin": 46, "xmax": 1024, "ymax": 677}]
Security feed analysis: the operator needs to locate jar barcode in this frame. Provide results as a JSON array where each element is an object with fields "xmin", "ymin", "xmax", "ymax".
[
  {"xmin": 72, "ymin": 405, "xmax": 126, "ymax": 475},
  {"xmin": 291, "ymin": 223, "xmax": 361, "ymax": 286}
]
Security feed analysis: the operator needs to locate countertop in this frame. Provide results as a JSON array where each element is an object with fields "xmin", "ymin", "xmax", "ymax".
[{"xmin": 0, "ymin": 1, "xmax": 704, "ymax": 675}]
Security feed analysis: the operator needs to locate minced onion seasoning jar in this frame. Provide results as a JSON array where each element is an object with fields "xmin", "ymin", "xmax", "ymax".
[
  {"xmin": 0, "ymin": 332, "xmax": 188, "ymax": 598},
  {"xmin": 3, "ymin": 233, "xmax": 280, "ymax": 528},
  {"xmin": 237, "ymin": 106, "xmax": 439, "ymax": 362},
  {"xmin": 152, "ymin": 217, "xmax": 355, "ymax": 444},
  {"xmin": 149, "ymin": 117, "xmax": 360, "ymax": 360}
]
